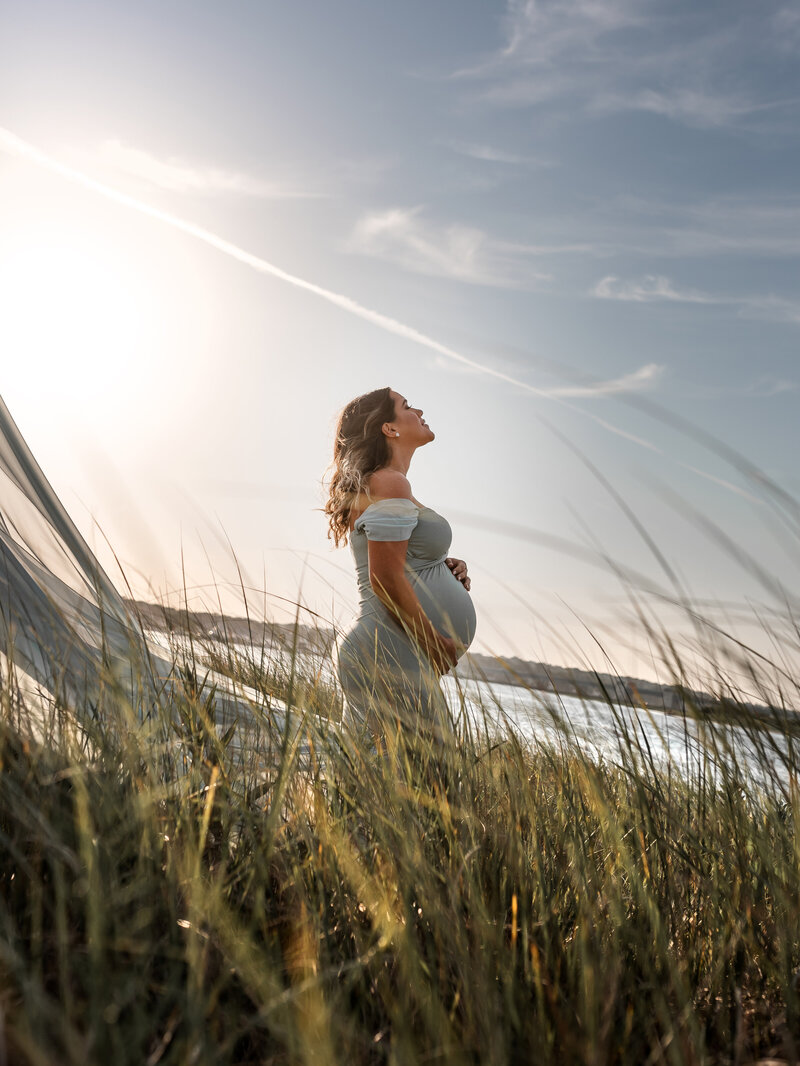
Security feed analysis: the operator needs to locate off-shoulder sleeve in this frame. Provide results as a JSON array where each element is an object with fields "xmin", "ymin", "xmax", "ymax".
[{"xmin": 354, "ymin": 498, "xmax": 419, "ymax": 542}]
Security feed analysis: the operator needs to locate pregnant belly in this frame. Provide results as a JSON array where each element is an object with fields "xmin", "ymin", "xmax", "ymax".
[{"xmin": 410, "ymin": 562, "xmax": 477, "ymax": 649}]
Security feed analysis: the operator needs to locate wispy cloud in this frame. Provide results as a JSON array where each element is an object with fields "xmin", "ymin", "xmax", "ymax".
[
  {"xmin": 455, "ymin": 0, "xmax": 643, "ymax": 79},
  {"xmin": 738, "ymin": 294, "xmax": 800, "ymax": 325},
  {"xmin": 545, "ymin": 362, "xmax": 664, "ymax": 397},
  {"xmin": 750, "ymin": 379, "xmax": 797, "ymax": 396},
  {"xmin": 681, "ymin": 375, "xmax": 799, "ymax": 400},
  {"xmin": 0, "ymin": 126, "xmax": 639, "ymax": 424},
  {"xmin": 433, "ymin": 352, "xmax": 663, "ymax": 398},
  {"xmin": 592, "ymin": 273, "xmax": 800, "ymax": 324},
  {"xmin": 593, "ymin": 275, "xmax": 718, "ymax": 304},
  {"xmin": 772, "ymin": 3, "xmax": 800, "ymax": 51},
  {"xmin": 594, "ymin": 88, "xmax": 773, "ymax": 128},
  {"xmin": 676, "ymin": 205, "xmax": 800, "ymax": 259},
  {"xmin": 3, "ymin": 125, "xmax": 769, "ymax": 498},
  {"xmin": 743, "ymin": 377, "xmax": 798, "ymax": 397},
  {"xmin": 347, "ymin": 206, "xmax": 552, "ymax": 288},
  {"xmin": 446, "ymin": 140, "xmax": 554, "ymax": 167},
  {"xmin": 99, "ymin": 139, "xmax": 322, "ymax": 198},
  {"xmin": 454, "ymin": 1, "xmax": 794, "ymax": 131},
  {"xmin": 602, "ymin": 195, "xmax": 800, "ymax": 259}
]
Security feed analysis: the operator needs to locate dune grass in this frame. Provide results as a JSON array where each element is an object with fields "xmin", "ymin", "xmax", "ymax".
[{"xmin": 0, "ymin": 598, "xmax": 798, "ymax": 1066}]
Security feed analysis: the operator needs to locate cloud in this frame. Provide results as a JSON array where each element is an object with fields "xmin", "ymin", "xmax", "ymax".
[
  {"xmin": 679, "ymin": 203, "xmax": 800, "ymax": 258},
  {"xmin": 745, "ymin": 377, "xmax": 798, "ymax": 397},
  {"xmin": 772, "ymin": 4, "xmax": 800, "ymax": 51},
  {"xmin": 99, "ymin": 139, "xmax": 321, "ymax": 198},
  {"xmin": 594, "ymin": 88, "xmax": 769, "ymax": 129},
  {"xmin": 4, "ymin": 124, "xmax": 774, "ymax": 504},
  {"xmin": 593, "ymin": 275, "xmax": 719, "ymax": 304},
  {"xmin": 606, "ymin": 195, "xmax": 800, "ymax": 259},
  {"xmin": 0, "ymin": 126, "xmax": 624, "ymax": 420},
  {"xmin": 737, "ymin": 294, "xmax": 800, "ymax": 325},
  {"xmin": 446, "ymin": 140, "xmax": 553, "ymax": 167},
  {"xmin": 682, "ymin": 376, "xmax": 799, "ymax": 400},
  {"xmin": 490, "ymin": 0, "xmax": 644, "ymax": 69},
  {"xmin": 347, "ymin": 206, "xmax": 552, "ymax": 288},
  {"xmin": 592, "ymin": 273, "xmax": 800, "ymax": 324},
  {"xmin": 454, "ymin": 1, "xmax": 792, "ymax": 131},
  {"xmin": 430, "ymin": 352, "xmax": 663, "ymax": 398},
  {"xmin": 544, "ymin": 362, "xmax": 664, "ymax": 397}
]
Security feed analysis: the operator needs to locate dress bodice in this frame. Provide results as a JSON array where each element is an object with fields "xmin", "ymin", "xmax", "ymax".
[
  {"xmin": 350, "ymin": 502, "xmax": 450, "ymax": 593},
  {"xmin": 348, "ymin": 499, "xmax": 476, "ymax": 648}
]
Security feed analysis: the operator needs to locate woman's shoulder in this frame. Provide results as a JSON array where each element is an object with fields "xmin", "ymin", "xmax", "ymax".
[
  {"xmin": 365, "ymin": 468, "xmax": 413, "ymax": 500},
  {"xmin": 349, "ymin": 469, "xmax": 417, "ymax": 534}
]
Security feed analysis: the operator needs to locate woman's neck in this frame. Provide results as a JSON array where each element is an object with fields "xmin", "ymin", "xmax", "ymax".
[{"xmin": 385, "ymin": 443, "xmax": 415, "ymax": 475}]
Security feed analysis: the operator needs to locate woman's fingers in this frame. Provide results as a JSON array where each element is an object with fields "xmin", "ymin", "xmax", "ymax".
[
  {"xmin": 446, "ymin": 557, "xmax": 469, "ymax": 582},
  {"xmin": 427, "ymin": 632, "xmax": 461, "ymax": 674}
]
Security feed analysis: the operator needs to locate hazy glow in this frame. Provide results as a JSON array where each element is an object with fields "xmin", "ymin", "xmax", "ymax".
[
  {"xmin": 0, "ymin": 127, "xmax": 664, "ymax": 432},
  {"xmin": 1, "ymin": 0, "xmax": 798, "ymax": 676},
  {"xmin": 0, "ymin": 229, "xmax": 155, "ymax": 419}
]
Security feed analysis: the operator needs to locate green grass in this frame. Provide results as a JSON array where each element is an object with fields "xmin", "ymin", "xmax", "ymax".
[{"xmin": 0, "ymin": 603, "xmax": 798, "ymax": 1066}]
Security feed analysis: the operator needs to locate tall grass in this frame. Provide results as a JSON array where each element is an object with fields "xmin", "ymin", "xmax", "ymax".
[{"xmin": 0, "ymin": 572, "xmax": 798, "ymax": 1066}]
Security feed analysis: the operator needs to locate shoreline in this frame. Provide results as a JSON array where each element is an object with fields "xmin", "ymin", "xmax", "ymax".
[{"xmin": 127, "ymin": 598, "xmax": 792, "ymax": 729}]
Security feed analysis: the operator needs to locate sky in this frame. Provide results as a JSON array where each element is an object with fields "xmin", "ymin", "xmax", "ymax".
[{"xmin": 1, "ymin": 0, "xmax": 799, "ymax": 683}]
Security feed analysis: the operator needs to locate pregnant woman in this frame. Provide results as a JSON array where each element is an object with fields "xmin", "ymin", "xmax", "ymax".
[{"xmin": 325, "ymin": 387, "xmax": 476, "ymax": 749}]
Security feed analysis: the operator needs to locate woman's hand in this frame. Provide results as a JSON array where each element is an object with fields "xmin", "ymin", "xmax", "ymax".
[
  {"xmin": 446, "ymin": 557, "xmax": 471, "ymax": 592},
  {"xmin": 426, "ymin": 632, "xmax": 460, "ymax": 675},
  {"xmin": 368, "ymin": 539, "xmax": 464, "ymax": 673}
]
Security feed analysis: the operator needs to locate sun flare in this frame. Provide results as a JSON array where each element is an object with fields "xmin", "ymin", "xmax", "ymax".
[{"xmin": 0, "ymin": 228, "xmax": 156, "ymax": 413}]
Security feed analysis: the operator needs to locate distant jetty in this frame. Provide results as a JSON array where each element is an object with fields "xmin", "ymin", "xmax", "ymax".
[{"xmin": 127, "ymin": 600, "xmax": 784, "ymax": 724}]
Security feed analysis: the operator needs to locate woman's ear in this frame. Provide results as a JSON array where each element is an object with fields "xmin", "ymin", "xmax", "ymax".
[{"xmin": 382, "ymin": 422, "xmax": 396, "ymax": 438}]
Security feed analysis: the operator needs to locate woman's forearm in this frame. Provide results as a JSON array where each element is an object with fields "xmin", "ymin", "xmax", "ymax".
[{"xmin": 370, "ymin": 572, "xmax": 454, "ymax": 665}]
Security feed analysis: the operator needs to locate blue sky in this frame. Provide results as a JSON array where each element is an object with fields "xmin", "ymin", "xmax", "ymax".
[{"xmin": 1, "ymin": 0, "xmax": 798, "ymax": 679}]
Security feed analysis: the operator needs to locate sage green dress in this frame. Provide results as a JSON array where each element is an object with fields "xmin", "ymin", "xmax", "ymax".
[{"xmin": 337, "ymin": 498, "xmax": 477, "ymax": 741}]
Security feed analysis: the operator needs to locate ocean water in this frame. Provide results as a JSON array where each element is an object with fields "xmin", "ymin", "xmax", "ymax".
[
  {"xmin": 443, "ymin": 675, "xmax": 797, "ymax": 793},
  {"xmin": 148, "ymin": 631, "xmax": 797, "ymax": 792}
]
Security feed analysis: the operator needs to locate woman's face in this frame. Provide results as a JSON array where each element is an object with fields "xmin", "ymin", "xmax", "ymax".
[{"xmin": 388, "ymin": 390, "xmax": 435, "ymax": 445}]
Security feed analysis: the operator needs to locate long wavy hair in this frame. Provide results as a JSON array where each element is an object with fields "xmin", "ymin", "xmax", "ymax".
[{"xmin": 324, "ymin": 386, "xmax": 396, "ymax": 547}]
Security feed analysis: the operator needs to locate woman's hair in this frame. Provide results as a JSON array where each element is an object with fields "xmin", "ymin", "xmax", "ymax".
[{"xmin": 324, "ymin": 386, "xmax": 396, "ymax": 546}]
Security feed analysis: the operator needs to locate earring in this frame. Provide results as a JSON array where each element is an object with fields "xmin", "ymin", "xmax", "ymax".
[{"xmin": 395, "ymin": 432, "xmax": 400, "ymax": 437}]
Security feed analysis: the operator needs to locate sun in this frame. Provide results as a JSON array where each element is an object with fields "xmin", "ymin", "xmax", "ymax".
[{"xmin": 0, "ymin": 226, "xmax": 158, "ymax": 409}]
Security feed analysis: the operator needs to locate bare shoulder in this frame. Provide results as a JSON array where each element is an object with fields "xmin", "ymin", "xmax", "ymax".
[
  {"xmin": 347, "ymin": 471, "xmax": 414, "ymax": 531},
  {"xmin": 366, "ymin": 468, "xmax": 413, "ymax": 501}
]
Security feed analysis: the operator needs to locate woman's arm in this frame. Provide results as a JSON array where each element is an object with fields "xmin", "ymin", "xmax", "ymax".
[
  {"xmin": 367, "ymin": 538, "xmax": 459, "ymax": 674},
  {"xmin": 359, "ymin": 468, "xmax": 459, "ymax": 673}
]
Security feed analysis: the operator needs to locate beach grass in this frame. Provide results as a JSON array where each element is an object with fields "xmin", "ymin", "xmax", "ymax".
[{"xmin": 0, "ymin": 598, "xmax": 798, "ymax": 1066}]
